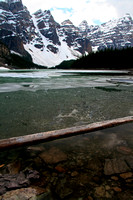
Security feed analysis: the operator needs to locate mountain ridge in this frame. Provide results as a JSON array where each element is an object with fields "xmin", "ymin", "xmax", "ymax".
[
  {"xmin": 86, "ymin": 13, "xmax": 133, "ymax": 51},
  {"xmin": 0, "ymin": 0, "xmax": 132, "ymax": 68}
]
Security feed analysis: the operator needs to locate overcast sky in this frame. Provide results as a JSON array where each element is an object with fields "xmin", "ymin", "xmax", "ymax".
[{"xmin": 22, "ymin": 0, "xmax": 133, "ymax": 26}]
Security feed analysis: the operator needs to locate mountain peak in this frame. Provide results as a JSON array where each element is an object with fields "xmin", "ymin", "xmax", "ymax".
[
  {"xmin": 33, "ymin": 9, "xmax": 43, "ymax": 16},
  {"xmin": 79, "ymin": 20, "xmax": 88, "ymax": 25},
  {"xmin": 124, "ymin": 13, "xmax": 132, "ymax": 17},
  {"xmin": 122, "ymin": 13, "xmax": 132, "ymax": 21},
  {"xmin": 44, "ymin": 10, "xmax": 51, "ymax": 15},
  {"xmin": 79, "ymin": 20, "xmax": 89, "ymax": 32},
  {"xmin": 8, "ymin": 0, "xmax": 22, "ymax": 3},
  {"xmin": 61, "ymin": 19, "xmax": 74, "ymax": 26}
]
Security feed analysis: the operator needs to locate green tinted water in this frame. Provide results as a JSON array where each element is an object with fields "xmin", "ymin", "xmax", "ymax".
[{"xmin": 0, "ymin": 70, "xmax": 133, "ymax": 139}]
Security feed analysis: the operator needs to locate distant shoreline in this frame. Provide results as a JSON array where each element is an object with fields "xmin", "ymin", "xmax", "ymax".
[{"xmin": 0, "ymin": 67, "xmax": 133, "ymax": 76}]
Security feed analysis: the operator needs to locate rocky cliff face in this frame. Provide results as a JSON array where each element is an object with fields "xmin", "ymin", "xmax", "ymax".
[
  {"xmin": 0, "ymin": 0, "xmax": 34, "ymax": 57},
  {"xmin": 0, "ymin": 41, "xmax": 11, "ymax": 67},
  {"xmin": 0, "ymin": 41, "xmax": 10, "ymax": 57},
  {"xmin": 60, "ymin": 19, "xmax": 91, "ymax": 54}
]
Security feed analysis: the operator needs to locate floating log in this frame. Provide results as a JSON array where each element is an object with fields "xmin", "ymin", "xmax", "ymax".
[{"xmin": 0, "ymin": 116, "xmax": 133, "ymax": 150}]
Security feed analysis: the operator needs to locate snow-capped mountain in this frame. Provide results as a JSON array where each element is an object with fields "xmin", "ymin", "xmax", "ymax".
[
  {"xmin": 0, "ymin": 0, "xmax": 92, "ymax": 67},
  {"xmin": 25, "ymin": 10, "xmax": 92, "ymax": 67},
  {"xmin": 0, "ymin": 0, "xmax": 132, "ymax": 67},
  {"xmin": 83, "ymin": 13, "xmax": 133, "ymax": 51}
]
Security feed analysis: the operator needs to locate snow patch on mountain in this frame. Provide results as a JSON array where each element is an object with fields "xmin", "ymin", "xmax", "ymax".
[
  {"xmin": 22, "ymin": 11, "xmax": 82, "ymax": 67},
  {"xmin": 24, "ymin": 39, "xmax": 81, "ymax": 67}
]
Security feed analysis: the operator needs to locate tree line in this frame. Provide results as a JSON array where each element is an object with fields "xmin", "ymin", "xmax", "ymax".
[
  {"xmin": 56, "ymin": 47, "xmax": 133, "ymax": 70},
  {"xmin": 71, "ymin": 47, "xmax": 133, "ymax": 70}
]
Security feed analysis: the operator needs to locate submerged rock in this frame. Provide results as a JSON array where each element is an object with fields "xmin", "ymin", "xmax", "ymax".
[
  {"xmin": 95, "ymin": 186, "xmax": 106, "ymax": 197},
  {"xmin": 104, "ymin": 158, "xmax": 130, "ymax": 175},
  {"xmin": 111, "ymin": 176, "xmax": 119, "ymax": 181},
  {"xmin": 55, "ymin": 165, "xmax": 66, "ymax": 173},
  {"xmin": 117, "ymin": 146, "xmax": 133, "ymax": 154},
  {"xmin": 120, "ymin": 172, "xmax": 133, "ymax": 179},
  {"xmin": 71, "ymin": 171, "xmax": 79, "ymax": 177},
  {"xmin": 39, "ymin": 147, "xmax": 67, "ymax": 164},
  {"xmin": 0, "ymin": 187, "xmax": 49, "ymax": 200},
  {"xmin": 0, "ymin": 170, "xmax": 40, "ymax": 195},
  {"xmin": 88, "ymin": 158, "xmax": 103, "ymax": 172},
  {"xmin": 27, "ymin": 146, "xmax": 45, "ymax": 152},
  {"xmin": 113, "ymin": 187, "xmax": 122, "ymax": 192},
  {"xmin": 55, "ymin": 183, "xmax": 73, "ymax": 199}
]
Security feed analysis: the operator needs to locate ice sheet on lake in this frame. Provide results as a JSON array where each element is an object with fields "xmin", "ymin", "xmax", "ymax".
[
  {"xmin": 0, "ymin": 78, "xmax": 115, "ymax": 93},
  {"xmin": 0, "ymin": 70, "xmax": 132, "ymax": 93},
  {"xmin": 107, "ymin": 78, "xmax": 133, "ymax": 84}
]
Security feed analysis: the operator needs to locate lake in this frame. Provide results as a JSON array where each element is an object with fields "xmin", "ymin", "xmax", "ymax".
[
  {"xmin": 0, "ymin": 69, "xmax": 133, "ymax": 199},
  {"xmin": 0, "ymin": 69, "xmax": 133, "ymax": 139}
]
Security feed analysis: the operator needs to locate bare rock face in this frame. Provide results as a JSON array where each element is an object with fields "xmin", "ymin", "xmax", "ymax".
[
  {"xmin": 34, "ymin": 9, "xmax": 61, "ymax": 46},
  {"xmin": 0, "ymin": 41, "xmax": 10, "ymax": 58},
  {"xmin": 60, "ymin": 19, "xmax": 92, "ymax": 54},
  {"xmin": 0, "ymin": 0, "xmax": 34, "ymax": 57},
  {"xmin": 9, "ymin": 0, "xmax": 23, "ymax": 14},
  {"xmin": 0, "ymin": 41, "xmax": 11, "ymax": 66}
]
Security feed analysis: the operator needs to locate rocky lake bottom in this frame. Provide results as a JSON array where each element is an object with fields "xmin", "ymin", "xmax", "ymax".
[{"xmin": 0, "ymin": 122, "xmax": 133, "ymax": 199}]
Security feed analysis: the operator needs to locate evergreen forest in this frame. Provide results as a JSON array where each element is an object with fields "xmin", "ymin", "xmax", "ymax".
[{"xmin": 57, "ymin": 47, "xmax": 133, "ymax": 70}]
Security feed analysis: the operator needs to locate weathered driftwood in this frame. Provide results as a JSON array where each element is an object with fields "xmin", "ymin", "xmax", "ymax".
[{"xmin": 0, "ymin": 116, "xmax": 133, "ymax": 150}]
